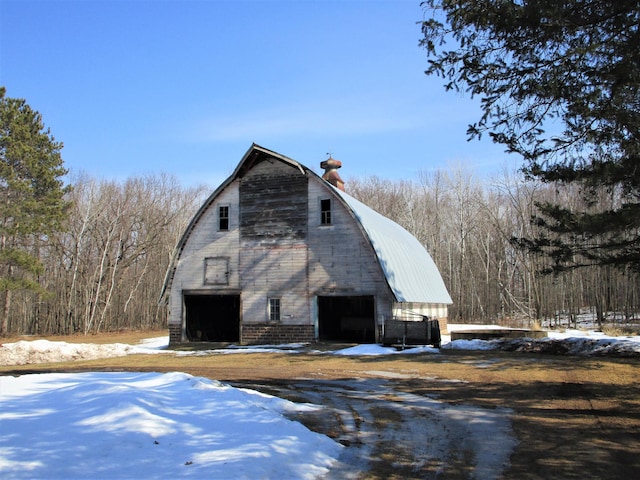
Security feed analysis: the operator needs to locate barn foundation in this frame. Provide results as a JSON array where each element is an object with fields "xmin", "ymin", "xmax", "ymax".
[{"xmin": 241, "ymin": 324, "xmax": 315, "ymax": 345}]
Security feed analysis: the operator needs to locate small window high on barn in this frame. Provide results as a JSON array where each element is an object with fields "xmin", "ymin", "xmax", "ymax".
[
  {"xmin": 268, "ymin": 298, "xmax": 281, "ymax": 322},
  {"xmin": 219, "ymin": 205, "xmax": 229, "ymax": 231},
  {"xmin": 320, "ymin": 198, "xmax": 332, "ymax": 225}
]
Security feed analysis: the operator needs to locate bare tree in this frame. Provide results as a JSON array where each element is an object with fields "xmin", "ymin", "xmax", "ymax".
[{"xmin": 1, "ymin": 173, "xmax": 207, "ymax": 336}]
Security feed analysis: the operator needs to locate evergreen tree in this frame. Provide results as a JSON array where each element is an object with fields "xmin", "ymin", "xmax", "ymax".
[
  {"xmin": 420, "ymin": 0, "xmax": 640, "ymax": 272},
  {"xmin": 0, "ymin": 87, "xmax": 69, "ymax": 334}
]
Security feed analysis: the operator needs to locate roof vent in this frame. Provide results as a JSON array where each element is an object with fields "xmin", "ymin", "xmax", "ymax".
[{"xmin": 320, "ymin": 156, "xmax": 345, "ymax": 191}]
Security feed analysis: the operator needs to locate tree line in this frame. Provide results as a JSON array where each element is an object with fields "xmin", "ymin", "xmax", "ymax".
[
  {"xmin": 1, "ymin": 86, "xmax": 207, "ymax": 336},
  {"xmin": 3, "ymin": 165, "xmax": 639, "ymax": 336},
  {"xmin": 348, "ymin": 168, "xmax": 640, "ymax": 328},
  {"xmin": 4, "ymin": 0, "xmax": 640, "ymax": 336},
  {"xmin": 3, "ymin": 172, "xmax": 206, "ymax": 335},
  {"xmin": 415, "ymin": 0, "xmax": 640, "ymax": 328}
]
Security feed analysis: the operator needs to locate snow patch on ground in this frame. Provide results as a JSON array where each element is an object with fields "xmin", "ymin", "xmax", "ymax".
[
  {"xmin": 0, "ymin": 340, "xmax": 152, "ymax": 365},
  {"xmin": 332, "ymin": 344, "xmax": 440, "ymax": 356},
  {"xmin": 3, "ymin": 325, "xmax": 640, "ymax": 366},
  {"xmin": 442, "ymin": 327, "xmax": 640, "ymax": 356},
  {"xmin": 7, "ymin": 326, "xmax": 629, "ymax": 478},
  {"xmin": 0, "ymin": 371, "xmax": 341, "ymax": 479}
]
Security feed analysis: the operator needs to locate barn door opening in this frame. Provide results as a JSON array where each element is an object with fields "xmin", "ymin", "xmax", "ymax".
[
  {"xmin": 184, "ymin": 294, "xmax": 240, "ymax": 342},
  {"xmin": 318, "ymin": 295, "xmax": 375, "ymax": 342}
]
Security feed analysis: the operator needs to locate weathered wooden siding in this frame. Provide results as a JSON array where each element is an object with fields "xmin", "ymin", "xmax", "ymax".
[
  {"xmin": 168, "ymin": 152, "xmax": 444, "ymax": 345},
  {"xmin": 239, "ymin": 245, "xmax": 310, "ymax": 325},
  {"xmin": 238, "ymin": 160, "xmax": 311, "ymax": 328},
  {"xmin": 168, "ymin": 185, "xmax": 240, "ymax": 339},
  {"xmin": 307, "ymin": 179, "xmax": 393, "ymax": 329},
  {"xmin": 239, "ymin": 160, "xmax": 307, "ymax": 241}
]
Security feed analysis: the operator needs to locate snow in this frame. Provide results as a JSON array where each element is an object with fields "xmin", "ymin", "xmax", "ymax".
[
  {"xmin": 443, "ymin": 325, "xmax": 640, "ymax": 356},
  {"xmin": 0, "ymin": 339, "xmax": 163, "ymax": 365},
  {"xmin": 330, "ymin": 325, "xmax": 640, "ymax": 356},
  {"xmin": 0, "ymin": 371, "xmax": 340, "ymax": 479},
  {"xmin": 4, "ymin": 324, "xmax": 637, "ymax": 365},
  {"xmin": 332, "ymin": 344, "xmax": 440, "ymax": 356},
  {"xmin": 1, "ymin": 325, "xmax": 638, "ymax": 479}
]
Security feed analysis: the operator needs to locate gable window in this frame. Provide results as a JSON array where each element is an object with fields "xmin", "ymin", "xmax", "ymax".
[
  {"xmin": 219, "ymin": 205, "xmax": 229, "ymax": 231},
  {"xmin": 268, "ymin": 298, "xmax": 281, "ymax": 322},
  {"xmin": 320, "ymin": 198, "xmax": 332, "ymax": 225}
]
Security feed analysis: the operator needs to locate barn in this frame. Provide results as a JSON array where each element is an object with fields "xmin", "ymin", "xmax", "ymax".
[{"xmin": 162, "ymin": 144, "xmax": 452, "ymax": 346}]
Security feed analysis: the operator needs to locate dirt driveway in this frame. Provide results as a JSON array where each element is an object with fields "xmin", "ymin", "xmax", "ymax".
[
  {"xmin": 168, "ymin": 348, "xmax": 640, "ymax": 480},
  {"xmin": 234, "ymin": 376, "xmax": 516, "ymax": 480},
  {"xmin": 3, "ymin": 344, "xmax": 640, "ymax": 479}
]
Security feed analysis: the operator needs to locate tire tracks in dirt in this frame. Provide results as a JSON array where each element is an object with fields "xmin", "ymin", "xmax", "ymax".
[{"xmin": 233, "ymin": 377, "xmax": 516, "ymax": 480}]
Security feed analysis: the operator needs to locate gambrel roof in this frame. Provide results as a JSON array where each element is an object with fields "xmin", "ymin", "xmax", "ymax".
[{"xmin": 162, "ymin": 144, "xmax": 452, "ymax": 305}]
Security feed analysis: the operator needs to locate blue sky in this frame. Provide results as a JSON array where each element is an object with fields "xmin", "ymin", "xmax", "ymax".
[{"xmin": 1, "ymin": 0, "xmax": 513, "ymax": 187}]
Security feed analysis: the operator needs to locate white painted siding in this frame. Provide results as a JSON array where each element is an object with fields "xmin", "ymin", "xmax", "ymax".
[
  {"xmin": 308, "ymin": 179, "xmax": 393, "ymax": 327},
  {"xmin": 240, "ymin": 245, "xmax": 310, "ymax": 325},
  {"xmin": 167, "ymin": 144, "xmax": 450, "ymax": 344},
  {"xmin": 168, "ymin": 185, "xmax": 240, "ymax": 330},
  {"xmin": 392, "ymin": 302, "xmax": 449, "ymax": 321}
]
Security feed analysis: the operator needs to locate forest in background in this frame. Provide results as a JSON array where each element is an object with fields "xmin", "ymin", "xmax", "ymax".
[
  {"xmin": 348, "ymin": 169, "xmax": 640, "ymax": 328},
  {"xmin": 3, "ymin": 166, "xmax": 639, "ymax": 336},
  {"xmin": 4, "ymin": 3, "xmax": 638, "ymax": 336},
  {"xmin": 4, "ymin": 173, "xmax": 206, "ymax": 335}
]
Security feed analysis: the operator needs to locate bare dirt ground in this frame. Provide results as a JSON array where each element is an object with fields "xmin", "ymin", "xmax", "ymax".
[{"xmin": 2, "ymin": 334, "xmax": 640, "ymax": 479}]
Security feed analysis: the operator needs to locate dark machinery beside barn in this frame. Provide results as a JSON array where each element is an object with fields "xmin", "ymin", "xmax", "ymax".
[{"xmin": 382, "ymin": 316, "xmax": 441, "ymax": 349}]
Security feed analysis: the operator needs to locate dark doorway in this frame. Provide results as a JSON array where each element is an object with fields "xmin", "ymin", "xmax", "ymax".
[
  {"xmin": 184, "ymin": 295, "xmax": 240, "ymax": 342},
  {"xmin": 318, "ymin": 296, "xmax": 375, "ymax": 342}
]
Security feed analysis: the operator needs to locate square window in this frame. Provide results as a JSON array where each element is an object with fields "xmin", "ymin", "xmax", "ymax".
[
  {"xmin": 219, "ymin": 205, "xmax": 229, "ymax": 231},
  {"xmin": 268, "ymin": 298, "xmax": 281, "ymax": 322},
  {"xmin": 320, "ymin": 199, "xmax": 331, "ymax": 225}
]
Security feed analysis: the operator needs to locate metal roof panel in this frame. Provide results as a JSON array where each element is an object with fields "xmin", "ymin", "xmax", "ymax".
[{"xmin": 332, "ymin": 187, "xmax": 453, "ymax": 304}]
